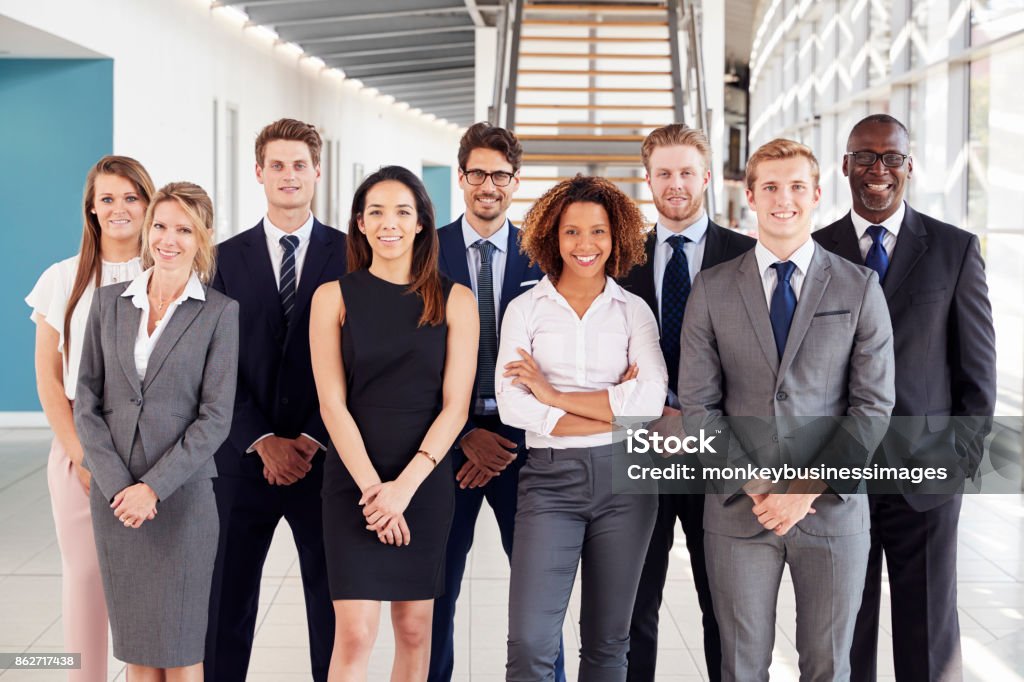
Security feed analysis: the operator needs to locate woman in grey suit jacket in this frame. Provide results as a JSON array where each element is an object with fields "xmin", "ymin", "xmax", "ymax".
[{"xmin": 75, "ymin": 182, "xmax": 238, "ymax": 679}]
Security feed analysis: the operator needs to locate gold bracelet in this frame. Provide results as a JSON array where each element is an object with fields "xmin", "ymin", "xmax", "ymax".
[{"xmin": 416, "ymin": 449, "xmax": 438, "ymax": 467}]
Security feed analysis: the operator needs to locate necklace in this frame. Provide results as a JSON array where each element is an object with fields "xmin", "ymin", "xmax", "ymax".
[{"xmin": 148, "ymin": 275, "xmax": 185, "ymax": 320}]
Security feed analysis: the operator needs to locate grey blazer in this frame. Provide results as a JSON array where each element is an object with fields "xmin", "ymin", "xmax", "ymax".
[
  {"xmin": 679, "ymin": 245, "xmax": 895, "ymax": 538},
  {"xmin": 75, "ymin": 280, "xmax": 239, "ymax": 503}
]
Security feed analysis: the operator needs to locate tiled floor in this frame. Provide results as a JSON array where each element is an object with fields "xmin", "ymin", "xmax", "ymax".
[{"xmin": 1, "ymin": 428, "xmax": 1022, "ymax": 680}]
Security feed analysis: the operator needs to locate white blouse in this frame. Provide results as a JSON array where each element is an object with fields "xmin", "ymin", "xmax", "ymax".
[
  {"xmin": 121, "ymin": 268, "xmax": 206, "ymax": 381},
  {"xmin": 496, "ymin": 275, "xmax": 668, "ymax": 449},
  {"xmin": 26, "ymin": 254, "xmax": 143, "ymax": 400}
]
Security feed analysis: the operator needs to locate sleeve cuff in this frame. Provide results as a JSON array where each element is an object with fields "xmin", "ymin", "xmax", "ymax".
[
  {"xmin": 247, "ymin": 433, "xmax": 274, "ymax": 454},
  {"xmin": 300, "ymin": 433, "xmax": 327, "ymax": 451}
]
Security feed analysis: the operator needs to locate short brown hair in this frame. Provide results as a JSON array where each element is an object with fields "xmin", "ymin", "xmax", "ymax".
[
  {"xmin": 519, "ymin": 175, "xmax": 647, "ymax": 283},
  {"xmin": 458, "ymin": 122, "xmax": 523, "ymax": 172},
  {"xmin": 255, "ymin": 118, "xmax": 322, "ymax": 167},
  {"xmin": 142, "ymin": 182, "xmax": 218, "ymax": 283},
  {"xmin": 641, "ymin": 124, "xmax": 712, "ymax": 172},
  {"xmin": 745, "ymin": 138, "xmax": 820, "ymax": 189}
]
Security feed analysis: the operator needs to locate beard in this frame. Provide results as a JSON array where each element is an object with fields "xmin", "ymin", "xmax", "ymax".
[
  {"xmin": 653, "ymin": 193, "xmax": 702, "ymax": 225},
  {"xmin": 856, "ymin": 186, "xmax": 898, "ymax": 212},
  {"xmin": 471, "ymin": 193, "xmax": 505, "ymax": 221}
]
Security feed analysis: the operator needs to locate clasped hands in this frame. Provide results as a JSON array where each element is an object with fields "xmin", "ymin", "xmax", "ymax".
[
  {"xmin": 360, "ymin": 480, "xmax": 415, "ymax": 547},
  {"xmin": 111, "ymin": 482, "xmax": 158, "ymax": 529},
  {"xmin": 746, "ymin": 480, "xmax": 820, "ymax": 536},
  {"xmin": 255, "ymin": 435, "xmax": 320, "ymax": 485}
]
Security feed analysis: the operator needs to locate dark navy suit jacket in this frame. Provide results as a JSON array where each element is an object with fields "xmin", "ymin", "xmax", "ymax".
[
  {"xmin": 211, "ymin": 218, "xmax": 347, "ymax": 477},
  {"xmin": 436, "ymin": 216, "xmax": 543, "ymax": 438}
]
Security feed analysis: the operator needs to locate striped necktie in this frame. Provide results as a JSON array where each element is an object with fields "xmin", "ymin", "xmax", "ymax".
[
  {"xmin": 473, "ymin": 239, "xmax": 498, "ymax": 402},
  {"xmin": 279, "ymin": 235, "xmax": 299, "ymax": 324}
]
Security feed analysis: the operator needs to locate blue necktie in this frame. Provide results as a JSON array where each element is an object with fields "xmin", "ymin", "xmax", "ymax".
[
  {"xmin": 473, "ymin": 240, "xmax": 498, "ymax": 402},
  {"xmin": 279, "ymin": 235, "xmax": 299, "ymax": 325},
  {"xmin": 660, "ymin": 235, "xmax": 691, "ymax": 393},
  {"xmin": 769, "ymin": 261, "xmax": 797, "ymax": 360},
  {"xmin": 865, "ymin": 224, "xmax": 889, "ymax": 283}
]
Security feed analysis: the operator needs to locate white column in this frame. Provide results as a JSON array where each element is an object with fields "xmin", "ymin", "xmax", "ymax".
[{"xmin": 702, "ymin": 0, "xmax": 726, "ymax": 217}]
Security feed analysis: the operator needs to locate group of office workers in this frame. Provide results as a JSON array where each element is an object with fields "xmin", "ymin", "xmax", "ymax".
[{"xmin": 26, "ymin": 113, "xmax": 995, "ymax": 682}]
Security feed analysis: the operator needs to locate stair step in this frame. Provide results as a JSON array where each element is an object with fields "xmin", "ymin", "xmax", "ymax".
[
  {"xmin": 518, "ymin": 103, "xmax": 673, "ymax": 110},
  {"xmin": 523, "ymin": 153, "xmax": 642, "ymax": 163},
  {"xmin": 518, "ymin": 68, "xmax": 671, "ymax": 76},
  {"xmin": 522, "ymin": 19, "xmax": 668, "ymax": 27},
  {"xmin": 523, "ymin": 3, "xmax": 668, "ymax": 13},
  {"xmin": 522, "ymin": 35, "xmax": 669, "ymax": 43},
  {"xmin": 518, "ymin": 133, "xmax": 647, "ymax": 142},
  {"xmin": 519, "ymin": 86, "xmax": 672, "ymax": 93},
  {"xmin": 520, "ymin": 51, "xmax": 670, "ymax": 60}
]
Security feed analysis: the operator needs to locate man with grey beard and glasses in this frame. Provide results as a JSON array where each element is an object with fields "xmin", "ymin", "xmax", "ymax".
[{"xmin": 815, "ymin": 114, "xmax": 996, "ymax": 682}]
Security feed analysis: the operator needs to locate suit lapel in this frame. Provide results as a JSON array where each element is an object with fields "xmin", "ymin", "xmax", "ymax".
[
  {"xmin": 143, "ymin": 298, "xmax": 203, "ymax": 391},
  {"xmin": 824, "ymin": 213, "xmax": 864, "ymax": 265},
  {"xmin": 439, "ymin": 218, "xmax": 472, "ymax": 287},
  {"xmin": 737, "ymin": 251, "xmax": 780, "ymax": 375},
  {"xmin": 283, "ymin": 220, "xmax": 335, "ymax": 349},
  {"xmin": 632, "ymin": 233, "xmax": 658, "ymax": 319},
  {"xmin": 499, "ymin": 224, "xmax": 529, "ymax": 326},
  {"xmin": 777, "ymin": 246, "xmax": 831, "ymax": 383},
  {"xmin": 882, "ymin": 205, "xmax": 928, "ymax": 299},
  {"xmin": 116, "ymin": 296, "xmax": 142, "ymax": 390},
  {"xmin": 242, "ymin": 220, "xmax": 286, "ymax": 334},
  {"xmin": 702, "ymin": 221, "xmax": 727, "ymax": 270}
]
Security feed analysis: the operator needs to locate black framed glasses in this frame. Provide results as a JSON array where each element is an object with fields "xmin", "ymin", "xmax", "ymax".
[
  {"xmin": 461, "ymin": 168, "xmax": 516, "ymax": 187},
  {"xmin": 846, "ymin": 151, "xmax": 910, "ymax": 168}
]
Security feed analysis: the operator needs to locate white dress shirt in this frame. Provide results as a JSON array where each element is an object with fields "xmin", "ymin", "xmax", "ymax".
[
  {"xmin": 495, "ymin": 276, "xmax": 668, "ymax": 449},
  {"xmin": 263, "ymin": 212, "xmax": 315, "ymax": 287},
  {"xmin": 850, "ymin": 200, "xmax": 904, "ymax": 261},
  {"xmin": 27, "ymin": 255, "xmax": 143, "ymax": 399},
  {"xmin": 753, "ymin": 237, "xmax": 817, "ymax": 308},
  {"xmin": 122, "ymin": 268, "xmax": 206, "ymax": 381},
  {"xmin": 652, "ymin": 213, "xmax": 709, "ymax": 322},
  {"xmin": 461, "ymin": 214, "xmax": 508, "ymax": 330}
]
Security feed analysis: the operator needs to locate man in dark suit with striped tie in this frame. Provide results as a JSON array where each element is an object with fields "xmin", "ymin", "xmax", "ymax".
[
  {"xmin": 428, "ymin": 123, "xmax": 564, "ymax": 682},
  {"xmin": 205, "ymin": 119, "xmax": 346, "ymax": 682},
  {"xmin": 815, "ymin": 114, "xmax": 996, "ymax": 682},
  {"xmin": 620, "ymin": 124, "xmax": 755, "ymax": 682}
]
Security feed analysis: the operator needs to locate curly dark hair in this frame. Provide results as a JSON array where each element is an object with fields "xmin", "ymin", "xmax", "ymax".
[{"xmin": 519, "ymin": 175, "xmax": 648, "ymax": 282}]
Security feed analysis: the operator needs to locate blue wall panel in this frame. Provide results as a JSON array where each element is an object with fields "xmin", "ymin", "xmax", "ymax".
[
  {"xmin": 0, "ymin": 59, "xmax": 113, "ymax": 411},
  {"xmin": 423, "ymin": 165, "xmax": 452, "ymax": 227}
]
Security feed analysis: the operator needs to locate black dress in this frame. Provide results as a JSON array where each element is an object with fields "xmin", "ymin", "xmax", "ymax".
[{"xmin": 322, "ymin": 269, "xmax": 455, "ymax": 601}]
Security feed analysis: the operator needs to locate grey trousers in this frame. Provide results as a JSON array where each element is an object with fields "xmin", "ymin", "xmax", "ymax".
[
  {"xmin": 506, "ymin": 444, "xmax": 658, "ymax": 682},
  {"xmin": 705, "ymin": 525, "xmax": 870, "ymax": 682}
]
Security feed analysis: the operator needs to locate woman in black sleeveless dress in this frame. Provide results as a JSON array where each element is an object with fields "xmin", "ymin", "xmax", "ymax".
[{"xmin": 310, "ymin": 166, "xmax": 478, "ymax": 681}]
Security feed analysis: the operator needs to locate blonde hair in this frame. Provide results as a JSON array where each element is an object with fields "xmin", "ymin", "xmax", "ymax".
[
  {"xmin": 641, "ymin": 124, "xmax": 712, "ymax": 172},
  {"xmin": 141, "ymin": 182, "xmax": 217, "ymax": 283},
  {"xmin": 745, "ymin": 138, "xmax": 820, "ymax": 190}
]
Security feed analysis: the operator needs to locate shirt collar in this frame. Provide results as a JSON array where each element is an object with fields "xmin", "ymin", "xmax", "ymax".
[
  {"xmin": 122, "ymin": 267, "xmax": 207, "ymax": 309},
  {"xmin": 461, "ymin": 214, "xmax": 509, "ymax": 253},
  {"xmin": 531, "ymin": 274, "xmax": 627, "ymax": 304},
  {"xmin": 264, "ymin": 212, "xmax": 315, "ymax": 245},
  {"xmin": 850, "ymin": 200, "xmax": 905, "ymax": 241},
  {"xmin": 754, "ymin": 237, "xmax": 816, "ymax": 280},
  {"xmin": 655, "ymin": 212, "xmax": 709, "ymax": 246}
]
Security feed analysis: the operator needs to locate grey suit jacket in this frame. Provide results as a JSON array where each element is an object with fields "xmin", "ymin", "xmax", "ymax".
[
  {"xmin": 679, "ymin": 245, "xmax": 895, "ymax": 538},
  {"xmin": 75, "ymin": 280, "xmax": 239, "ymax": 503}
]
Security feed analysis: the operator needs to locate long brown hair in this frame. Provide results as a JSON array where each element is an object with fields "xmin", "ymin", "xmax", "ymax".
[
  {"xmin": 346, "ymin": 166, "xmax": 444, "ymax": 326},
  {"xmin": 66, "ymin": 156, "xmax": 155, "ymax": 355}
]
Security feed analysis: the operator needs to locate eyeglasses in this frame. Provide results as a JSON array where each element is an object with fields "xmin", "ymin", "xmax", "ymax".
[
  {"xmin": 461, "ymin": 168, "xmax": 516, "ymax": 187},
  {"xmin": 846, "ymin": 151, "xmax": 910, "ymax": 168}
]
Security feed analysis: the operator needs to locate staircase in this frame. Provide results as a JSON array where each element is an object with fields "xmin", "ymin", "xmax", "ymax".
[{"xmin": 490, "ymin": 0, "xmax": 691, "ymax": 223}]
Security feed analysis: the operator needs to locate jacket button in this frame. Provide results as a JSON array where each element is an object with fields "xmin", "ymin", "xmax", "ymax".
[
  {"xmin": 281, "ymin": 397, "xmax": 289, "ymax": 405},
  {"xmin": 772, "ymin": 434, "xmax": 779, "ymax": 443},
  {"xmin": 776, "ymin": 391, "xmax": 787, "ymax": 401},
  {"xmin": 131, "ymin": 398, "xmax": 142, "ymax": 406}
]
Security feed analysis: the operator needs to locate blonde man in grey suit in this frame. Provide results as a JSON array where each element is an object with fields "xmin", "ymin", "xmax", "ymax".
[
  {"xmin": 678, "ymin": 140, "xmax": 895, "ymax": 681},
  {"xmin": 76, "ymin": 182, "xmax": 238, "ymax": 679}
]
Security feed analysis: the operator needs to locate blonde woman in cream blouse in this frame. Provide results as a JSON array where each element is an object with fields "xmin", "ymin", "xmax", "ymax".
[
  {"xmin": 26, "ymin": 155, "xmax": 154, "ymax": 682},
  {"xmin": 497, "ymin": 176, "xmax": 668, "ymax": 682}
]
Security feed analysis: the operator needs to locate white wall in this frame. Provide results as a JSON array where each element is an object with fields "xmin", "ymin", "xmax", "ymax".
[{"xmin": 0, "ymin": 0, "xmax": 464, "ymax": 235}]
